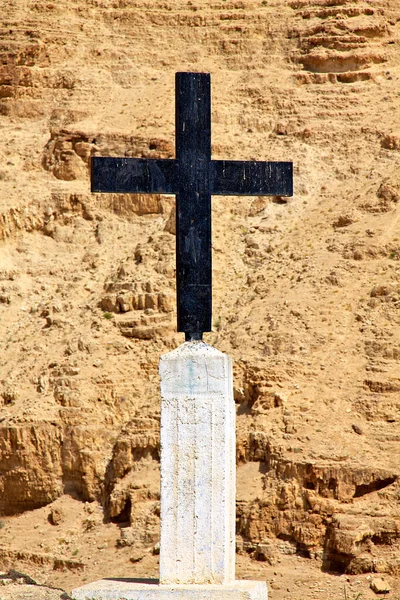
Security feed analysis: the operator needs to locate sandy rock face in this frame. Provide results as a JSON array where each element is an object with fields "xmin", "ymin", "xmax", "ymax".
[
  {"xmin": 0, "ymin": 0, "xmax": 400, "ymax": 597},
  {"xmin": 0, "ymin": 424, "xmax": 63, "ymax": 514}
]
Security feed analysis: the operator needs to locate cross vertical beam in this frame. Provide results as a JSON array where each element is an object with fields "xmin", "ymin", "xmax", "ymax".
[{"xmin": 176, "ymin": 73, "xmax": 212, "ymax": 340}]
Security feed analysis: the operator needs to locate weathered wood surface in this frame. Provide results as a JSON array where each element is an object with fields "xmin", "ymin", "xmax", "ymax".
[{"xmin": 92, "ymin": 72, "xmax": 293, "ymax": 339}]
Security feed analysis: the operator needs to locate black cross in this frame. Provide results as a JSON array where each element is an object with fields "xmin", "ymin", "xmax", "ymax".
[{"xmin": 92, "ymin": 72, "xmax": 293, "ymax": 341}]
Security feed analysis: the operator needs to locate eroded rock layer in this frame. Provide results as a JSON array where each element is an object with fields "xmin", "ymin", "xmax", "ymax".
[{"xmin": 0, "ymin": 0, "xmax": 399, "ymax": 588}]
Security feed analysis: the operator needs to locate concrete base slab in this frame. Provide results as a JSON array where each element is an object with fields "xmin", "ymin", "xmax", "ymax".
[{"xmin": 71, "ymin": 578, "xmax": 267, "ymax": 600}]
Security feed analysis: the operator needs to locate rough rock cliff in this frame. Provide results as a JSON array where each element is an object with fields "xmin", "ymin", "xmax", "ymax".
[{"xmin": 0, "ymin": 0, "xmax": 399, "ymax": 598}]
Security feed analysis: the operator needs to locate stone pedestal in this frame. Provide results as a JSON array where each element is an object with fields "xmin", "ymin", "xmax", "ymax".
[
  {"xmin": 71, "ymin": 342, "xmax": 268, "ymax": 600},
  {"xmin": 159, "ymin": 342, "xmax": 235, "ymax": 585}
]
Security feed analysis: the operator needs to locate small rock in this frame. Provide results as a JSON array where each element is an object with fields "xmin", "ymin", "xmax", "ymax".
[
  {"xmin": 275, "ymin": 122, "xmax": 287, "ymax": 135},
  {"xmin": 84, "ymin": 502, "xmax": 96, "ymax": 514},
  {"xmin": 255, "ymin": 543, "xmax": 276, "ymax": 565},
  {"xmin": 370, "ymin": 578, "xmax": 391, "ymax": 594},
  {"xmin": 333, "ymin": 213, "xmax": 357, "ymax": 228},
  {"xmin": 269, "ymin": 582, "xmax": 280, "ymax": 590},
  {"xmin": 48, "ymin": 507, "xmax": 63, "ymax": 526},
  {"xmin": 370, "ymin": 285, "xmax": 390, "ymax": 298},
  {"xmin": 352, "ymin": 424, "xmax": 363, "ymax": 435},
  {"xmin": 83, "ymin": 516, "xmax": 99, "ymax": 531},
  {"xmin": 118, "ymin": 528, "xmax": 136, "ymax": 547},
  {"xmin": 153, "ymin": 542, "xmax": 160, "ymax": 555},
  {"xmin": 130, "ymin": 550, "xmax": 145, "ymax": 563}
]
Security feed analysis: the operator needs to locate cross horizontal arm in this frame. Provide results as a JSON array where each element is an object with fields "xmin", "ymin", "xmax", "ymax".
[
  {"xmin": 91, "ymin": 157, "xmax": 177, "ymax": 194},
  {"xmin": 211, "ymin": 160, "xmax": 293, "ymax": 196}
]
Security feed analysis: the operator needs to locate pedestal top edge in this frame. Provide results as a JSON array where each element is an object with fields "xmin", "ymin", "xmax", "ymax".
[{"xmin": 160, "ymin": 341, "xmax": 230, "ymax": 362}]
